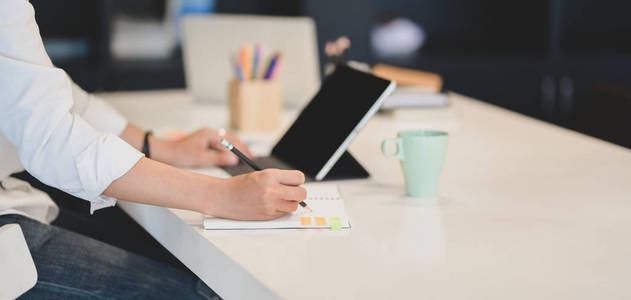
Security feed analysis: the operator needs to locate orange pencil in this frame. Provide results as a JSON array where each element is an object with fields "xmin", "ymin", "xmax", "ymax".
[{"xmin": 239, "ymin": 45, "xmax": 253, "ymax": 80}]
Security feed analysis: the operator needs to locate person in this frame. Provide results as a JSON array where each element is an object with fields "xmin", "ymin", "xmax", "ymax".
[{"xmin": 0, "ymin": 0, "xmax": 307, "ymax": 298}]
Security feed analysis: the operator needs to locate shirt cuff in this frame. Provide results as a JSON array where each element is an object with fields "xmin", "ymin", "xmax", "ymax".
[
  {"xmin": 74, "ymin": 133, "xmax": 144, "ymax": 214},
  {"xmin": 89, "ymin": 195, "xmax": 118, "ymax": 215}
]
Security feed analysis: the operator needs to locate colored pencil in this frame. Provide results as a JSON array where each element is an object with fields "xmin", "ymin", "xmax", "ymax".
[
  {"xmin": 232, "ymin": 55, "xmax": 244, "ymax": 81},
  {"xmin": 264, "ymin": 53, "xmax": 281, "ymax": 80},
  {"xmin": 252, "ymin": 44, "xmax": 262, "ymax": 80},
  {"xmin": 268, "ymin": 53, "xmax": 282, "ymax": 80},
  {"xmin": 240, "ymin": 45, "xmax": 253, "ymax": 80}
]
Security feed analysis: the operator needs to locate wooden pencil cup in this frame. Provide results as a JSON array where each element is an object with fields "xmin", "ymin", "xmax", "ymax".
[{"xmin": 229, "ymin": 79, "xmax": 282, "ymax": 132}]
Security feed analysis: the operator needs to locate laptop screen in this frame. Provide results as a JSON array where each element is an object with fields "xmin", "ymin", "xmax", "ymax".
[{"xmin": 272, "ymin": 65, "xmax": 393, "ymax": 178}]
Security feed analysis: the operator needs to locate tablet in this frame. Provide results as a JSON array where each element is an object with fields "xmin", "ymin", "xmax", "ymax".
[{"xmin": 272, "ymin": 65, "xmax": 396, "ymax": 180}]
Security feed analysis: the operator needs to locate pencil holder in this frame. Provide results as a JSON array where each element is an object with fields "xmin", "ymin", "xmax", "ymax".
[{"xmin": 229, "ymin": 79, "xmax": 282, "ymax": 132}]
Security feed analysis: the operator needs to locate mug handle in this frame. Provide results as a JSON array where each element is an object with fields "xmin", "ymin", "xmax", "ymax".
[{"xmin": 381, "ymin": 138, "xmax": 404, "ymax": 160}]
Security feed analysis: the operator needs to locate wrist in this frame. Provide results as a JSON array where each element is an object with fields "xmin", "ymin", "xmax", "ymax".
[
  {"xmin": 191, "ymin": 174, "xmax": 229, "ymax": 216},
  {"xmin": 148, "ymin": 135, "xmax": 176, "ymax": 164}
]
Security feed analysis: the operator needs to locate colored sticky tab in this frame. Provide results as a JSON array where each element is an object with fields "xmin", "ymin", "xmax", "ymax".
[
  {"xmin": 300, "ymin": 217, "xmax": 312, "ymax": 225},
  {"xmin": 314, "ymin": 217, "xmax": 327, "ymax": 226},
  {"xmin": 330, "ymin": 217, "xmax": 341, "ymax": 231}
]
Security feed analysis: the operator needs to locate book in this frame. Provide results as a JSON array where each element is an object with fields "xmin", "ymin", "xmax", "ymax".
[
  {"xmin": 203, "ymin": 184, "xmax": 351, "ymax": 230},
  {"xmin": 372, "ymin": 63, "xmax": 443, "ymax": 92},
  {"xmin": 381, "ymin": 86, "xmax": 449, "ymax": 109}
]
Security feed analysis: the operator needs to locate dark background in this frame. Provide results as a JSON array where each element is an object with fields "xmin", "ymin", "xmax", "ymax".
[{"xmin": 31, "ymin": 0, "xmax": 631, "ymax": 149}]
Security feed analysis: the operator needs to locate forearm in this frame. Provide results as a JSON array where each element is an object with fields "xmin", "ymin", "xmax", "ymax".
[
  {"xmin": 119, "ymin": 123, "xmax": 176, "ymax": 164},
  {"xmin": 103, "ymin": 157, "xmax": 223, "ymax": 214}
]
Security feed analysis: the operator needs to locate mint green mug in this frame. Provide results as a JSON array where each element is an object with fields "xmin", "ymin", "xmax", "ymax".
[{"xmin": 381, "ymin": 130, "xmax": 448, "ymax": 197}]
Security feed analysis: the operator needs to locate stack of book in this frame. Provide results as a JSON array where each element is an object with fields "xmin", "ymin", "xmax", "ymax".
[{"xmin": 372, "ymin": 64, "xmax": 449, "ymax": 110}]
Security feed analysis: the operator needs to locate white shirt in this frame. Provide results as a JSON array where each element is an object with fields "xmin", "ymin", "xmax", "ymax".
[{"xmin": 0, "ymin": 0, "xmax": 144, "ymax": 223}]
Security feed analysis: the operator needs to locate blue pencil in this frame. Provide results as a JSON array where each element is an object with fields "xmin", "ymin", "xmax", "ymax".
[
  {"xmin": 252, "ymin": 44, "xmax": 261, "ymax": 80},
  {"xmin": 264, "ymin": 54, "xmax": 279, "ymax": 80},
  {"xmin": 235, "ymin": 61, "xmax": 244, "ymax": 81}
]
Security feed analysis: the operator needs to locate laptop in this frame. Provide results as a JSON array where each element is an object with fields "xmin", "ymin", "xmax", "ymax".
[
  {"xmin": 223, "ymin": 65, "xmax": 396, "ymax": 181},
  {"xmin": 181, "ymin": 14, "xmax": 320, "ymax": 107}
]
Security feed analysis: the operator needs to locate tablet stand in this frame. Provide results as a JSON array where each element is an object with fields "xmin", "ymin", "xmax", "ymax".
[{"xmin": 322, "ymin": 151, "xmax": 369, "ymax": 180}]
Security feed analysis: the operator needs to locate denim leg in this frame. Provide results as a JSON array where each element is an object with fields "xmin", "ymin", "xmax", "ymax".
[
  {"xmin": 0, "ymin": 214, "xmax": 220, "ymax": 300},
  {"xmin": 12, "ymin": 171, "xmax": 187, "ymax": 270}
]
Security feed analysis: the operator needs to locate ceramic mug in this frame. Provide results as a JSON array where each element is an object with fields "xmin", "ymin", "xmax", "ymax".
[{"xmin": 381, "ymin": 130, "xmax": 448, "ymax": 197}]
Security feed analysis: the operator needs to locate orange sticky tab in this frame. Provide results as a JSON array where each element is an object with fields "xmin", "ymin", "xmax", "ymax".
[
  {"xmin": 314, "ymin": 217, "xmax": 327, "ymax": 226},
  {"xmin": 300, "ymin": 217, "xmax": 312, "ymax": 225}
]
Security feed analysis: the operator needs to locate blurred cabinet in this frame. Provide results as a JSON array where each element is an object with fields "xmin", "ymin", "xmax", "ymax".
[
  {"xmin": 323, "ymin": 0, "xmax": 631, "ymax": 147},
  {"xmin": 30, "ymin": 0, "xmax": 631, "ymax": 147}
]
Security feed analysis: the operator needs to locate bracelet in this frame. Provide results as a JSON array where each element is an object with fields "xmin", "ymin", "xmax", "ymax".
[{"xmin": 142, "ymin": 130, "xmax": 153, "ymax": 158}]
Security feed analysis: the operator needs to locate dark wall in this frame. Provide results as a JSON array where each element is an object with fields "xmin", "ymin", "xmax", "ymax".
[{"xmin": 30, "ymin": 0, "xmax": 631, "ymax": 148}]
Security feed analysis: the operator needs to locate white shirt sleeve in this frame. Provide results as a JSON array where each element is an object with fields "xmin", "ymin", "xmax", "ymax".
[
  {"xmin": 0, "ymin": 0, "xmax": 144, "ymax": 213},
  {"xmin": 70, "ymin": 82, "xmax": 128, "ymax": 136}
]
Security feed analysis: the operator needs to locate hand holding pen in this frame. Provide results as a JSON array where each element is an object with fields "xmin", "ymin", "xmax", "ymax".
[
  {"xmin": 214, "ymin": 164, "xmax": 310, "ymax": 220},
  {"xmin": 221, "ymin": 139, "xmax": 313, "ymax": 212}
]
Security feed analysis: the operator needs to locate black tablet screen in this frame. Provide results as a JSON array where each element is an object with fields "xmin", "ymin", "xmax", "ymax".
[{"xmin": 271, "ymin": 65, "xmax": 392, "ymax": 177}]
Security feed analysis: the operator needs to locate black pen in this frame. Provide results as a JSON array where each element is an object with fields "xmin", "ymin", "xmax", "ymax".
[{"xmin": 220, "ymin": 139, "xmax": 312, "ymax": 212}]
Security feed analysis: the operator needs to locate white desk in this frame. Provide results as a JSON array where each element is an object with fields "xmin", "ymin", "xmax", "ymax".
[{"xmin": 101, "ymin": 90, "xmax": 631, "ymax": 300}]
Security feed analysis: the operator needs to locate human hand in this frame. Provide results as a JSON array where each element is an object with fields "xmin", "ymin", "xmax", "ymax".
[
  {"xmin": 154, "ymin": 127, "xmax": 254, "ymax": 168},
  {"xmin": 207, "ymin": 169, "xmax": 307, "ymax": 221}
]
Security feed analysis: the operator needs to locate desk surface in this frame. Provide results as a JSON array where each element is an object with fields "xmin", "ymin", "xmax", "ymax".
[{"xmin": 101, "ymin": 90, "xmax": 631, "ymax": 300}]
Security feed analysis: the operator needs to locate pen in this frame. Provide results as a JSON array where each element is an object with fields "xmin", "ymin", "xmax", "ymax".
[{"xmin": 220, "ymin": 139, "xmax": 312, "ymax": 212}]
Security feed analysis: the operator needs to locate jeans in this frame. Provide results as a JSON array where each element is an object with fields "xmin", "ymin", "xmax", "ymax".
[
  {"xmin": 11, "ymin": 171, "xmax": 187, "ymax": 270},
  {"xmin": 1, "ymin": 214, "xmax": 220, "ymax": 299}
]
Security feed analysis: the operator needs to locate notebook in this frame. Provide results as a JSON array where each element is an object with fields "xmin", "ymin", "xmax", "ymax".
[
  {"xmin": 203, "ymin": 184, "xmax": 351, "ymax": 230},
  {"xmin": 381, "ymin": 86, "xmax": 449, "ymax": 110}
]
